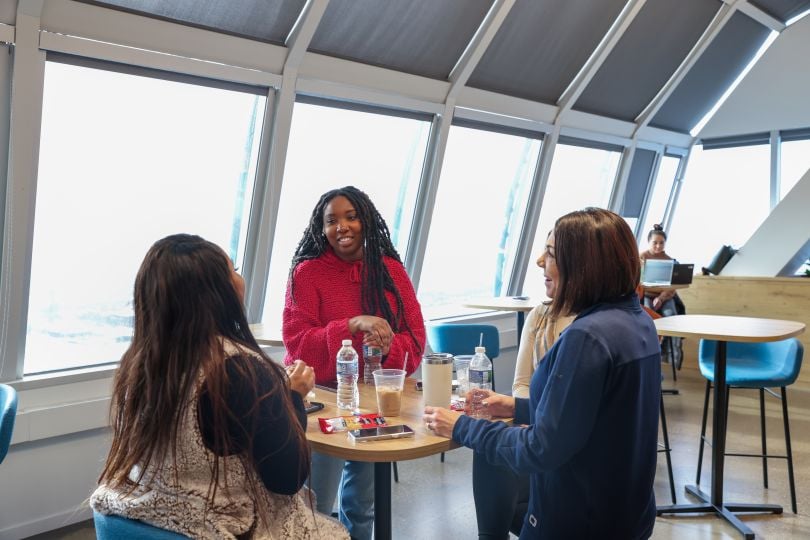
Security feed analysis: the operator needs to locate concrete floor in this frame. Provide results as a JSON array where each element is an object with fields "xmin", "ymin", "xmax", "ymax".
[{"xmin": 26, "ymin": 364, "xmax": 810, "ymax": 539}]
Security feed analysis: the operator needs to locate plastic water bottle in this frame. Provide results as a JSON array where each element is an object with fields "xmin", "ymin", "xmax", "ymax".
[
  {"xmin": 468, "ymin": 346, "xmax": 492, "ymax": 420},
  {"xmin": 336, "ymin": 339, "xmax": 359, "ymax": 411},
  {"xmin": 363, "ymin": 344, "xmax": 383, "ymax": 384}
]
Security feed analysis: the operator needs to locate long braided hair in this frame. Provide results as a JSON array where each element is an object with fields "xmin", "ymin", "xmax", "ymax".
[{"xmin": 289, "ymin": 186, "xmax": 422, "ymax": 353}]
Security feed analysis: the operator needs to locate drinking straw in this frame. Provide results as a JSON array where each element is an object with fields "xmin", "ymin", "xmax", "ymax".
[
  {"xmin": 479, "ymin": 333, "xmax": 484, "ymax": 348},
  {"xmin": 403, "ymin": 351, "xmax": 409, "ymax": 370}
]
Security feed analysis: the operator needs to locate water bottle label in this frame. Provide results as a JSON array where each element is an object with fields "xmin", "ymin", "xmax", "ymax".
[
  {"xmin": 363, "ymin": 344, "xmax": 382, "ymax": 358},
  {"xmin": 469, "ymin": 368, "xmax": 491, "ymax": 385}
]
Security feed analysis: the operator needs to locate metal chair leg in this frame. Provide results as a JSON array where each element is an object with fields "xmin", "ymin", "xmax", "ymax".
[
  {"xmin": 759, "ymin": 388, "xmax": 768, "ymax": 489},
  {"xmin": 696, "ymin": 380, "xmax": 711, "ymax": 485},
  {"xmin": 780, "ymin": 387, "xmax": 797, "ymax": 514},
  {"xmin": 669, "ymin": 338, "xmax": 677, "ymax": 382},
  {"xmin": 660, "ymin": 394, "xmax": 676, "ymax": 504},
  {"xmin": 392, "ymin": 461, "xmax": 399, "ymax": 483}
]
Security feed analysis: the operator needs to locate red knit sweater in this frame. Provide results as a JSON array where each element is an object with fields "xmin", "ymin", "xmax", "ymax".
[{"xmin": 282, "ymin": 248, "xmax": 425, "ymax": 384}]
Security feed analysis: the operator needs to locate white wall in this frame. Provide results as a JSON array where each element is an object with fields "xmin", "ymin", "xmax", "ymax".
[
  {"xmin": 722, "ymin": 167, "xmax": 810, "ymax": 276},
  {"xmin": 699, "ymin": 13, "xmax": 810, "ymax": 138}
]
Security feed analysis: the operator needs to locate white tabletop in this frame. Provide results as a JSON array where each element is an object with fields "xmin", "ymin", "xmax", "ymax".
[
  {"xmin": 248, "ymin": 323, "xmax": 283, "ymax": 347},
  {"xmin": 654, "ymin": 314, "xmax": 805, "ymax": 343},
  {"xmin": 462, "ymin": 296, "xmax": 538, "ymax": 313}
]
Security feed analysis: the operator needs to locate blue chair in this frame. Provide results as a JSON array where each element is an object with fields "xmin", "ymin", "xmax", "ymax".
[
  {"xmin": 94, "ymin": 511, "xmax": 189, "ymax": 539},
  {"xmin": 696, "ymin": 338, "xmax": 803, "ymax": 513},
  {"xmin": 426, "ymin": 323, "xmax": 500, "ymax": 388},
  {"xmin": 1, "ymin": 383, "xmax": 18, "ymax": 465}
]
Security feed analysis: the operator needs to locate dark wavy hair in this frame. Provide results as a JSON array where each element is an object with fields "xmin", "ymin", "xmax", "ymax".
[
  {"xmin": 289, "ymin": 186, "xmax": 421, "ymax": 353},
  {"xmin": 647, "ymin": 223, "xmax": 667, "ymax": 241},
  {"xmin": 549, "ymin": 208, "xmax": 640, "ymax": 318},
  {"xmin": 99, "ymin": 234, "xmax": 308, "ymax": 513}
]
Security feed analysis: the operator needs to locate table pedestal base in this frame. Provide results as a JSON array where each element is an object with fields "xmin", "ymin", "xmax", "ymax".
[
  {"xmin": 657, "ymin": 485, "xmax": 782, "ymax": 540},
  {"xmin": 374, "ymin": 462, "xmax": 392, "ymax": 540}
]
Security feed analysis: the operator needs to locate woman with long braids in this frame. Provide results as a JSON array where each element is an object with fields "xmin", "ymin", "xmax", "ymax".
[
  {"xmin": 91, "ymin": 234, "xmax": 347, "ymax": 539},
  {"xmin": 283, "ymin": 186, "xmax": 425, "ymax": 539}
]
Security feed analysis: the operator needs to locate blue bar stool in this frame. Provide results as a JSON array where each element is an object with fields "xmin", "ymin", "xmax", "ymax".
[
  {"xmin": 94, "ymin": 511, "xmax": 189, "ymax": 539},
  {"xmin": 1, "ymin": 383, "xmax": 18, "ymax": 465},
  {"xmin": 695, "ymin": 338, "xmax": 803, "ymax": 513},
  {"xmin": 426, "ymin": 323, "xmax": 500, "ymax": 388}
]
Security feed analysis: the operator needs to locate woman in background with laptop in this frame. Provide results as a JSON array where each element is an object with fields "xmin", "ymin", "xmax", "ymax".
[
  {"xmin": 640, "ymin": 224, "xmax": 685, "ymax": 365},
  {"xmin": 640, "ymin": 224, "xmax": 678, "ymax": 316}
]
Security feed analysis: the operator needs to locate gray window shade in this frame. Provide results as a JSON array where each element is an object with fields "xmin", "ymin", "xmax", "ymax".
[
  {"xmin": 621, "ymin": 149, "xmax": 656, "ymax": 218},
  {"xmin": 295, "ymin": 94, "xmax": 434, "ymax": 122},
  {"xmin": 467, "ymin": 0, "xmax": 628, "ymax": 104},
  {"xmin": 451, "ymin": 118, "xmax": 545, "ymax": 141},
  {"xmin": 574, "ymin": 0, "xmax": 722, "ymax": 121},
  {"xmin": 780, "ymin": 127, "xmax": 810, "ymax": 142},
  {"xmin": 47, "ymin": 52, "xmax": 270, "ymax": 96},
  {"xmin": 309, "ymin": 0, "xmax": 493, "ymax": 80},
  {"xmin": 700, "ymin": 132, "xmax": 770, "ymax": 149},
  {"xmin": 749, "ymin": 0, "xmax": 810, "ymax": 22},
  {"xmin": 650, "ymin": 12, "xmax": 772, "ymax": 134},
  {"xmin": 77, "ymin": 0, "xmax": 305, "ymax": 45},
  {"xmin": 558, "ymin": 135, "xmax": 624, "ymax": 153}
]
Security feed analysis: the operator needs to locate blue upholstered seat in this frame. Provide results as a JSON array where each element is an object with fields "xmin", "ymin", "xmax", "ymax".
[
  {"xmin": 696, "ymin": 338, "xmax": 803, "ymax": 513},
  {"xmin": 426, "ymin": 323, "xmax": 500, "ymax": 359},
  {"xmin": 93, "ymin": 511, "xmax": 189, "ymax": 539},
  {"xmin": 0, "ymin": 383, "xmax": 18, "ymax": 465},
  {"xmin": 698, "ymin": 338, "xmax": 803, "ymax": 388}
]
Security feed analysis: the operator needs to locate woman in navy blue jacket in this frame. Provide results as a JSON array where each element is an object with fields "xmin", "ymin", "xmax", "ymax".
[{"xmin": 424, "ymin": 208, "xmax": 661, "ymax": 540}]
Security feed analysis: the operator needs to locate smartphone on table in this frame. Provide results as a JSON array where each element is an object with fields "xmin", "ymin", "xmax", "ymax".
[{"xmin": 348, "ymin": 424, "xmax": 415, "ymax": 442}]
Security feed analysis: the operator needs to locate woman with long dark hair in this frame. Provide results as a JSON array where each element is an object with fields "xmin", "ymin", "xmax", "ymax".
[
  {"xmin": 283, "ymin": 186, "xmax": 425, "ymax": 539},
  {"xmin": 91, "ymin": 234, "xmax": 347, "ymax": 539},
  {"xmin": 424, "ymin": 208, "xmax": 660, "ymax": 539}
]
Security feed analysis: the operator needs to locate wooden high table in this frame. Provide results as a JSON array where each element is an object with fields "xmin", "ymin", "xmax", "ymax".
[
  {"xmin": 462, "ymin": 296, "xmax": 537, "ymax": 338},
  {"xmin": 307, "ymin": 379, "xmax": 458, "ymax": 540},
  {"xmin": 654, "ymin": 314, "xmax": 805, "ymax": 539}
]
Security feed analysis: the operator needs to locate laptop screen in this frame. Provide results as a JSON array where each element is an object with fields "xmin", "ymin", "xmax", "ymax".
[{"xmin": 641, "ymin": 259, "xmax": 674, "ymax": 286}]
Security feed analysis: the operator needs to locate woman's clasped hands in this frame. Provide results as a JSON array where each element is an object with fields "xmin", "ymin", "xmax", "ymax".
[{"xmin": 349, "ymin": 315, "xmax": 393, "ymax": 354}]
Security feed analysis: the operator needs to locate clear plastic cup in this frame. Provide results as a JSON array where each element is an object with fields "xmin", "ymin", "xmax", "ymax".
[
  {"xmin": 373, "ymin": 369, "xmax": 406, "ymax": 417},
  {"xmin": 454, "ymin": 355, "xmax": 473, "ymax": 398}
]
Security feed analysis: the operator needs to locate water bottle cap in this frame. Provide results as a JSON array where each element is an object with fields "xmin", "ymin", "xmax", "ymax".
[
  {"xmin": 342, "ymin": 339, "xmax": 352, "ymax": 346},
  {"xmin": 475, "ymin": 346, "xmax": 486, "ymax": 354}
]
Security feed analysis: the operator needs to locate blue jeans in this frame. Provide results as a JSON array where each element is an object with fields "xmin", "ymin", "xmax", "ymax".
[{"xmin": 310, "ymin": 452, "xmax": 374, "ymax": 539}]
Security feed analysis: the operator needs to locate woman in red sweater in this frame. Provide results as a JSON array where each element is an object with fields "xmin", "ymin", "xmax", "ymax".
[{"xmin": 283, "ymin": 185, "xmax": 425, "ymax": 539}]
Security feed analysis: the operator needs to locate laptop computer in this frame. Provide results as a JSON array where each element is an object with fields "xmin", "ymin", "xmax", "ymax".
[
  {"xmin": 641, "ymin": 259, "xmax": 674, "ymax": 287},
  {"xmin": 671, "ymin": 263, "xmax": 694, "ymax": 285}
]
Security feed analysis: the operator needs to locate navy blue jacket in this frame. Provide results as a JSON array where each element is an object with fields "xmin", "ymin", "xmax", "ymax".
[{"xmin": 453, "ymin": 295, "xmax": 660, "ymax": 539}]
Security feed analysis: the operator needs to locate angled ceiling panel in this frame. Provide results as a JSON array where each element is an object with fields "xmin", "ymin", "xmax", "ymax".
[
  {"xmin": 78, "ymin": 0, "xmax": 306, "ymax": 45},
  {"xmin": 749, "ymin": 0, "xmax": 810, "ymax": 22},
  {"xmin": 574, "ymin": 0, "xmax": 722, "ymax": 122},
  {"xmin": 467, "ymin": 0, "xmax": 627, "ymax": 104},
  {"xmin": 309, "ymin": 0, "xmax": 493, "ymax": 80},
  {"xmin": 650, "ymin": 11, "xmax": 773, "ymax": 134}
]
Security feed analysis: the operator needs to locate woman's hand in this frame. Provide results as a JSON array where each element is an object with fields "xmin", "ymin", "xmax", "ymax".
[
  {"xmin": 349, "ymin": 315, "xmax": 394, "ymax": 353},
  {"xmin": 286, "ymin": 359, "xmax": 315, "ymax": 397},
  {"xmin": 652, "ymin": 297, "xmax": 662, "ymax": 310},
  {"xmin": 465, "ymin": 389, "xmax": 516, "ymax": 418},
  {"xmin": 422, "ymin": 406, "xmax": 463, "ymax": 438}
]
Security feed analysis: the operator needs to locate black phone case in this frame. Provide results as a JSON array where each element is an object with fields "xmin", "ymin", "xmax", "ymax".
[{"xmin": 305, "ymin": 401, "xmax": 325, "ymax": 414}]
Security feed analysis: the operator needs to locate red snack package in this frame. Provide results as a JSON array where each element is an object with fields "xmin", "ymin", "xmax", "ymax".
[
  {"xmin": 318, "ymin": 413, "xmax": 388, "ymax": 434},
  {"xmin": 450, "ymin": 398, "xmax": 466, "ymax": 412}
]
